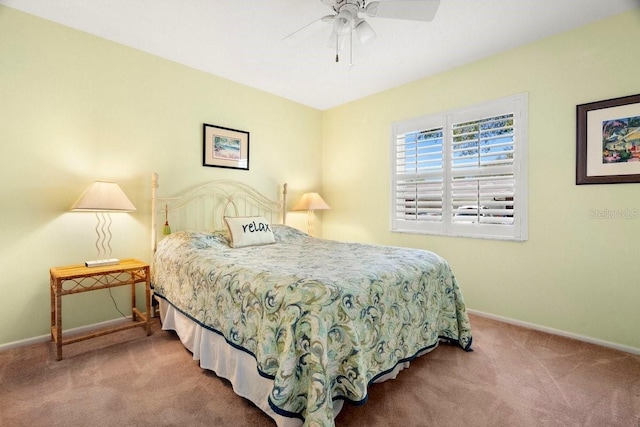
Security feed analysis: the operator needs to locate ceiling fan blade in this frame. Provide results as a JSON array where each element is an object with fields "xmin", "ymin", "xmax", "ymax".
[
  {"xmin": 282, "ymin": 14, "xmax": 334, "ymax": 41},
  {"xmin": 365, "ymin": 0, "xmax": 441, "ymax": 22}
]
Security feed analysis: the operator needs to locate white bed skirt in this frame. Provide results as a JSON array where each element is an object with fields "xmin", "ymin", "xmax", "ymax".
[{"xmin": 158, "ymin": 299, "xmax": 426, "ymax": 426}]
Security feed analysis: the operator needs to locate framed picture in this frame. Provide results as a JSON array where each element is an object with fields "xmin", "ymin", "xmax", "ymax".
[
  {"xmin": 576, "ymin": 93, "xmax": 640, "ymax": 184},
  {"xmin": 203, "ymin": 123, "xmax": 249, "ymax": 170}
]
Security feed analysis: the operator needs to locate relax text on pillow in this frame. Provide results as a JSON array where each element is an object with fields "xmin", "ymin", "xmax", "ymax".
[{"xmin": 224, "ymin": 216, "xmax": 276, "ymax": 248}]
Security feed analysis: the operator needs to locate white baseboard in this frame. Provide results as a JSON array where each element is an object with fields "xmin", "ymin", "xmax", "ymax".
[
  {"xmin": 0, "ymin": 317, "xmax": 133, "ymax": 352},
  {"xmin": 2, "ymin": 310, "xmax": 638, "ymax": 356},
  {"xmin": 468, "ymin": 309, "xmax": 640, "ymax": 356}
]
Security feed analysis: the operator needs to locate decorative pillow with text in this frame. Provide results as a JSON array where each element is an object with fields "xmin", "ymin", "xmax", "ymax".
[{"xmin": 224, "ymin": 216, "xmax": 276, "ymax": 248}]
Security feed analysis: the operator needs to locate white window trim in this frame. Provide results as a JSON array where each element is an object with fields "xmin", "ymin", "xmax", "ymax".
[{"xmin": 390, "ymin": 93, "xmax": 528, "ymax": 241}]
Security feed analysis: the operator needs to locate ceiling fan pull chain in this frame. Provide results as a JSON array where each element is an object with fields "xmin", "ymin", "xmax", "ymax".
[{"xmin": 349, "ymin": 31, "xmax": 353, "ymax": 66}]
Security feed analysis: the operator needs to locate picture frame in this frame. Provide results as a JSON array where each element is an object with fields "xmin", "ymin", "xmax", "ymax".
[
  {"xmin": 576, "ymin": 93, "xmax": 640, "ymax": 184},
  {"xmin": 203, "ymin": 123, "xmax": 249, "ymax": 170}
]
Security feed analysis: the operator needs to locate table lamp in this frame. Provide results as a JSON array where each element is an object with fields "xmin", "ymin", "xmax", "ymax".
[
  {"xmin": 292, "ymin": 192, "xmax": 330, "ymax": 236},
  {"xmin": 70, "ymin": 180, "xmax": 137, "ymax": 267}
]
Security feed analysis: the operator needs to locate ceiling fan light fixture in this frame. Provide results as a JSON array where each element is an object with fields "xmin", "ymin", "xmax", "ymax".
[
  {"xmin": 354, "ymin": 18, "xmax": 376, "ymax": 44},
  {"xmin": 327, "ymin": 31, "xmax": 347, "ymax": 52},
  {"xmin": 333, "ymin": 9, "xmax": 355, "ymax": 36}
]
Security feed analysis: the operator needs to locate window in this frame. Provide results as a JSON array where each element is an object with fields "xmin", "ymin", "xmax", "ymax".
[{"xmin": 390, "ymin": 93, "xmax": 528, "ymax": 241}]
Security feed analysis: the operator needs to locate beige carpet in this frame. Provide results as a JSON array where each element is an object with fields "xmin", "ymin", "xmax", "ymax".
[{"xmin": 1, "ymin": 314, "xmax": 639, "ymax": 426}]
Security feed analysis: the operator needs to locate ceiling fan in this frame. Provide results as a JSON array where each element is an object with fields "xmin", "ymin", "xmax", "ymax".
[{"xmin": 284, "ymin": 0, "xmax": 441, "ymax": 63}]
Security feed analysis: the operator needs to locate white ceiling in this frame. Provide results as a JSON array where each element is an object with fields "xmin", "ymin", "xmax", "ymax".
[{"xmin": 2, "ymin": 0, "xmax": 638, "ymax": 110}]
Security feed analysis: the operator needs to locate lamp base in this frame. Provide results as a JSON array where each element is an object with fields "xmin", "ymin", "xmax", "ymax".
[{"xmin": 85, "ymin": 258, "xmax": 120, "ymax": 268}]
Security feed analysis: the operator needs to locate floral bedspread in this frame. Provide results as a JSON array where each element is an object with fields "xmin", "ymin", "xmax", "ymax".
[{"xmin": 152, "ymin": 225, "xmax": 472, "ymax": 427}]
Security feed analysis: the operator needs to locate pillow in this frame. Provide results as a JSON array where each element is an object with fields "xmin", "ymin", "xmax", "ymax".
[{"xmin": 224, "ymin": 216, "xmax": 276, "ymax": 248}]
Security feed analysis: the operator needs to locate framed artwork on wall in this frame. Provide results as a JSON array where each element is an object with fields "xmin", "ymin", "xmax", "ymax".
[
  {"xmin": 203, "ymin": 123, "xmax": 250, "ymax": 170},
  {"xmin": 576, "ymin": 93, "xmax": 640, "ymax": 184}
]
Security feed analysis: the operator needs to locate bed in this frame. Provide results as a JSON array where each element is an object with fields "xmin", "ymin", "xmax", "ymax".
[{"xmin": 150, "ymin": 173, "xmax": 472, "ymax": 427}]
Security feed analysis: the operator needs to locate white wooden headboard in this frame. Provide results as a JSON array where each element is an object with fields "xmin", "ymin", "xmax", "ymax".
[{"xmin": 151, "ymin": 173, "xmax": 287, "ymax": 254}]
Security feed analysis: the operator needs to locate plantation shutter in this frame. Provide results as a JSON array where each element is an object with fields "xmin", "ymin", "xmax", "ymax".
[
  {"xmin": 450, "ymin": 113, "xmax": 515, "ymax": 225},
  {"xmin": 390, "ymin": 93, "xmax": 527, "ymax": 241},
  {"xmin": 396, "ymin": 128, "xmax": 443, "ymax": 221},
  {"xmin": 392, "ymin": 118, "xmax": 445, "ymax": 233}
]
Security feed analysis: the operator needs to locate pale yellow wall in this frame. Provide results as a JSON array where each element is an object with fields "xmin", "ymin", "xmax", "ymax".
[
  {"xmin": 322, "ymin": 9, "xmax": 640, "ymax": 351},
  {"xmin": 2, "ymin": 5, "xmax": 639, "ymax": 353},
  {"xmin": 0, "ymin": 7, "xmax": 322, "ymax": 345}
]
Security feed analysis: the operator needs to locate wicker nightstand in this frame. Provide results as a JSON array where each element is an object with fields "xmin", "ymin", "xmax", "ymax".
[{"xmin": 49, "ymin": 258, "xmax": 152, "ymax": 360}]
